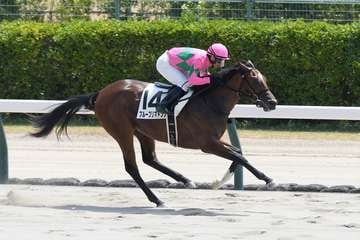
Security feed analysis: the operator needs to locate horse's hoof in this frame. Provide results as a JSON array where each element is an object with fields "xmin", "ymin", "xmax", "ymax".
[
  {"xmin": 266, "ymin": 178, "xmax": 275, "ymax": 187},
  {"xmin": 211, "ymin": 180, "xmax": 221, "ymax": 190},
  {"xmin": 185, "ymin": 181, "xmax": 196, "ymax": 189},
  {"xmin": 156, "ymin": 201, "xmax": 166, "ymax": 208}
]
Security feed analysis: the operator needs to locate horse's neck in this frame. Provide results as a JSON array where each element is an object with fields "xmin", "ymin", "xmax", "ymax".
[
  {"xmin": 206, "ymin": 69, "xmax": 242, "ymax": 115},
  {"xmin": 204, "ymin": 88, "xmax": 240, "ymax": 116}
]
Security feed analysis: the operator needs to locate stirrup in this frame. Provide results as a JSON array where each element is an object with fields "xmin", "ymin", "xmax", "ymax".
[{"xmin": 156, "ymin": 104, "xmax": 169, "ymax": 114}]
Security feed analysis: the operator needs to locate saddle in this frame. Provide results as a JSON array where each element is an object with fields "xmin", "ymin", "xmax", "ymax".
[
  {"xmin": 136, "ymin": 82, "xmax": 193, "ymax": 147},
  {"xmin": 154, "ymin": 82, "xmax": 173, "ymax": 89}
]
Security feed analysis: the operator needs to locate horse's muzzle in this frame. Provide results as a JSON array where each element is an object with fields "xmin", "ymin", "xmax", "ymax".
[
  {"xmin": 256, "ymin": 98, "xmax": 277, "ymax": 112},
  {"xmin": 267, "ymin": 99, "xmax": 277, "ymax": 110}
]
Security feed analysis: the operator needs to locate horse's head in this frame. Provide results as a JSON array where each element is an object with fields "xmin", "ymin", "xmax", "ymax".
[{"xmin": 218, "ymin": 61, "xmax": 277, "ymax": 112}]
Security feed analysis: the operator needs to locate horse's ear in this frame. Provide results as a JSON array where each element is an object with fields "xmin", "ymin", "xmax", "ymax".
[
  {"xmin": 246, "ymin": 60, "xmax": 255, "ymax": 68},
  {"xmin": 238, "ymin": 62, "xmax": 252, "ymax": 73}
]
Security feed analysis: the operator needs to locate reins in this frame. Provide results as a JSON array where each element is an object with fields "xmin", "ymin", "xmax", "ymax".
[
  {"xmin": 178, "ymin": 62, "xmax": 270, "ymax": 104},
  {"xmin": 177, "ymin": 84, "xmax": 212, "ymax": 103}
]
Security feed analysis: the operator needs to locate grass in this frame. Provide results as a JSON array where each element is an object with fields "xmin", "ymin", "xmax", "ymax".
[
  {"xmin": 3, "ymin": 124, "xmax": 108, "ymax": 136},
  {"xmin": 235, "ymin": 129, "xmax": 360, "ymax": 141},
  {"xmin": 3, "ymin": 123, "xmax": 360, "ymax": 141}
]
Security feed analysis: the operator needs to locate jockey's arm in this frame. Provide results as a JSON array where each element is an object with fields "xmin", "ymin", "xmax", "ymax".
[
  {"xmin": 187, "ymin": 59, "xmax": 211, "ymax": 86},
  {"xmin": 187, "ymin": 73, "xmax": 211, "ymax": 86}
]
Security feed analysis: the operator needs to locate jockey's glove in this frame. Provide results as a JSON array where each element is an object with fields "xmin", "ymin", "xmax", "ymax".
[{"xmin": 209, "ymin": 74, "xmax": 220, "ymax": 86}]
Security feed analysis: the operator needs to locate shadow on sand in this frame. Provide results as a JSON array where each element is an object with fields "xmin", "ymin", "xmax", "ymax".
[{"xmin": 53, "ymin": 205, "xmax": 247, "ymax": 217}]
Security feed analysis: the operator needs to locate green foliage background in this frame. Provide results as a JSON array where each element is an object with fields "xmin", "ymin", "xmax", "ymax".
[{"xmin": 0, "ymin": 20, "xmax": 359, "ymax": 106}]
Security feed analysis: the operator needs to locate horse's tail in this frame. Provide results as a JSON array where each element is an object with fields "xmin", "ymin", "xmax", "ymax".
[{"xmin": 30, "ymin": 92, "xmax": 98, "ymax": 138}]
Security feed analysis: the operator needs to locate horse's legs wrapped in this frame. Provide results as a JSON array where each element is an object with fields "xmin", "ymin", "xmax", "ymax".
[
  {"xmin": 202, "ymin": 140, "xmax": 273, "ymax": 188},
  {"xmin": 212, "ymin": 167, "xmax": 234, "ymax": 190}
]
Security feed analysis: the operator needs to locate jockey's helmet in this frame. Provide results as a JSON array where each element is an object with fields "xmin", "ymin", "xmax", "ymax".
[{"xmin": 207, "ymin": 43, "xmax": 230, "ymax": 60}]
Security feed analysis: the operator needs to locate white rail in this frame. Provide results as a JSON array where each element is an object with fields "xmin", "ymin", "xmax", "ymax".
[
  {"xmin": 0, "ymin": 99, "xmax": 92, "ymax": 114},
  {"xmin": 0, "ymin": 99, "xmax": 360, "ymax": 120},
  {"xmin": 229, "ymin": 105, "xmax": 360, "ymax": 120},
  {"xmin": 1, "ymin": 99, "xmax": 359, "ymax": 187}
]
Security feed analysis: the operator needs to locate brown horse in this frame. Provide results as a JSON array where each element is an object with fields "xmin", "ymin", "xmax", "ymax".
[{"xmin": 30, "ymin": 61, "xmax": 277, "ymax": 207}]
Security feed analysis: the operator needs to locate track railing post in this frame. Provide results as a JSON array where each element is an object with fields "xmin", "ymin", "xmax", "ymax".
[
  {"xmin": 227, "ymin": 118, "xmax": 244, "ymax": 190},
  {"xmin": 114, "ymin": 0, "xmax": 121, "ymax": 19},
  {"xmin": 0, "ymin": 115, "xmax": 8, "ymax": 184}
]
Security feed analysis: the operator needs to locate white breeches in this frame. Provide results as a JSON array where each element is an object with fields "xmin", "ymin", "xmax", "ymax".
[{"xmin": 156, "ymin": 51, "xmax": 191, "ymax": 91}]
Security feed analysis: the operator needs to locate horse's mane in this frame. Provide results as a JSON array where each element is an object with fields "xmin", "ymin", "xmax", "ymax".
[
  {"xmin": 213, "ymin": 59, "xmax": 254, "ymax": 83},
  {"xmin": 215, "ymin": 65, "xmax": 239, "ymax": 80},
  {"xmin": 192, "ymin": 60, "xmax": 255, "ymax": 95}
]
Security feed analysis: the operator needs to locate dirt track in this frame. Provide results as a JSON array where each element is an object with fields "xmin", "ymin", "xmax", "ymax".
[
  {"xmin": 5, "ymin": 130, "xmax": 360, "ymax": 187},
  {"xmin": 1, "ymin": 185, "xmax": 360, "ymax": 240},
  {"xmin": 2, "ymin": 130, "xmax": 360, "ymax": 240}
]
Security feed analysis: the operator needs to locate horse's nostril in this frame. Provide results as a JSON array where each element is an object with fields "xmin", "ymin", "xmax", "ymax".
[
  {"xmin": 269, "ymin": 99, "xmax": 277, "ymax": 104},
  {"xmin": 268, "ymin": 99, "xmax": 277, "ymax": 106},
  {"xmin": 267, "ymin": 99, "xmax": 277, "ymax": 110}
]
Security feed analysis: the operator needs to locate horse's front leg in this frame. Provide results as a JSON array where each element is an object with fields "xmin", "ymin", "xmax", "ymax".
[
  {"xmin": 213, "ymin": 141, "xmax": 243, "ymax": 189},
  {"xmin": 220, "ymin": 140, "xmax": 243, "ymax": 154},
  {"xmin": 201, "ymin": 139, "xmax": 273, "ymax": 188}
]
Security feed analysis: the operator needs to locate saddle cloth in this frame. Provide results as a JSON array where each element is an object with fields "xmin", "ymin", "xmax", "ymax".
[
  {"xmin": 136, "ymin": 83, "xmax": 193, "ymax": 120},
  {"xmin": 136, "ymin": 83, "xmax": 193, "ymax": 147}
]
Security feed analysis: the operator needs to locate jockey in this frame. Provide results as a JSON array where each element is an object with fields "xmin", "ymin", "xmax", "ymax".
[{"xmin": 155, "ymin": 43, "xmax": 230, "ymax": 113}]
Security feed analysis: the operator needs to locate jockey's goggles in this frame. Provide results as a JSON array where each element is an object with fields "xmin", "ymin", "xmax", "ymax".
[{"xmin": 215, "ymin": 58, "xmax": 226, "ymax": 67}]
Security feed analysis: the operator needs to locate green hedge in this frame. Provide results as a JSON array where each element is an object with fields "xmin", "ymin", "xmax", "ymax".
[{"xmin": 0, "ymin": 20, "xmax": 359, "ymax": 106}]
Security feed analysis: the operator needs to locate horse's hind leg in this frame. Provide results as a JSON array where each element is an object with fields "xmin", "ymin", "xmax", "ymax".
[
  {"xmin": 135, "ymin": 131, "xmax": 195, "ymax": 188},
  {"xmin": 121, "ymin": 139, "xmax": 164, "ymax": 207},
  {"xmin": 115, "ymin": 132, "xmax": 164, "ymax": 207},
  {"xmin": 95, "ymin": 89, "xmax": 163, "ymax": 206}
]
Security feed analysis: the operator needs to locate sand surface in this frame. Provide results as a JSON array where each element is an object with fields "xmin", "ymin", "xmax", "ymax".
[
  {"xmin": 1, "ymin": 130, "xmax": 360, "ymax": 239},
  {"xmin": 0, "ymin": 185, "xmax": 360, "ymax": 240}
]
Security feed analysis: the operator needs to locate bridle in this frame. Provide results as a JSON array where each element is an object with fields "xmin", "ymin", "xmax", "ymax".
[{"xmin": 222, "ymin": 65, "xmax": 270, "ymax": 103}]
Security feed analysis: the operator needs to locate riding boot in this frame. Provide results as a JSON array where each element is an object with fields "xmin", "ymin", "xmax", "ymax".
[{"xmin": 156, "ymin": 86, "xmax": 186, "ymax": 114}]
